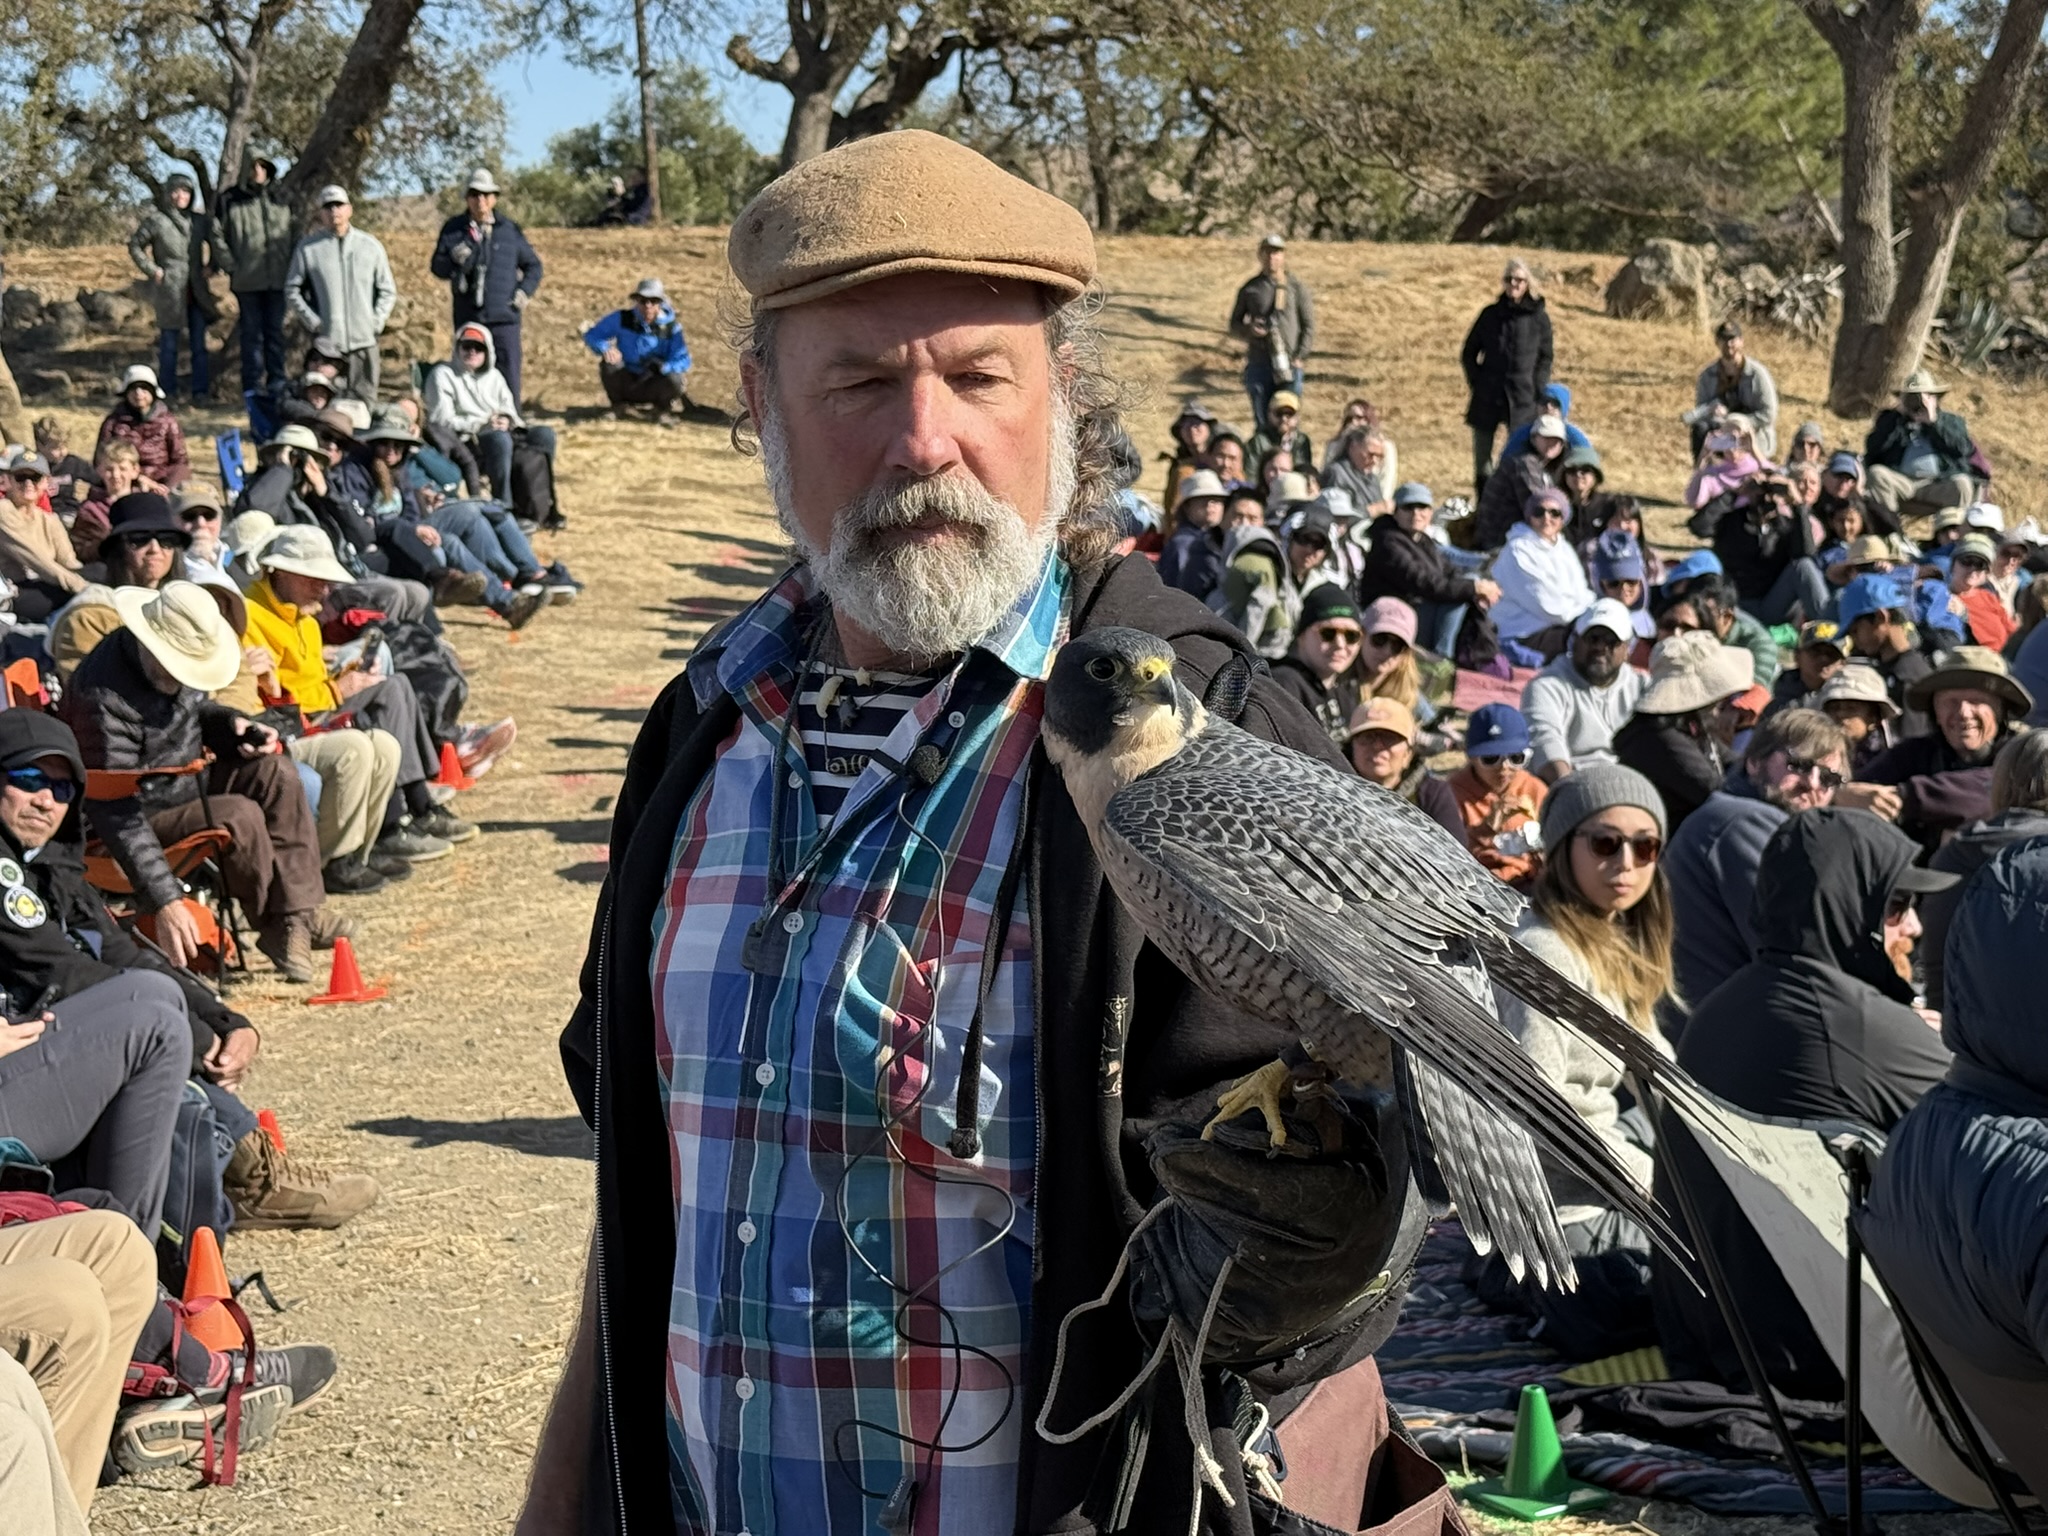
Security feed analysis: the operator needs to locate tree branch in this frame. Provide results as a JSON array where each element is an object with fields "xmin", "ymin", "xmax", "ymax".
[{"xmin": 726, "ymin": 33, "xmax": 801, "ymax": 83}]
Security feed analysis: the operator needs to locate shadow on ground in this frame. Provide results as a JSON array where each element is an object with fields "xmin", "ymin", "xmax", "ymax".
[{"xmin": 351, "ymin": 1114, "xmax": 591, "ymax": 1158}]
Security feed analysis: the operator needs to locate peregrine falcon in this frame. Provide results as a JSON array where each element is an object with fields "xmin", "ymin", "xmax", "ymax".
[{"xmin": 1043, "ymin": 627, "xmax": 1704, "ymax": 1287}]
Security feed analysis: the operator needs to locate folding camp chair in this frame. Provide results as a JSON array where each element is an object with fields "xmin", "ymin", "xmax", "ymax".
[
  {"xmin": 2, "ymin": 657, "xmax": 46, "ymax": 709},
  {"xmin": 215, "ymin": 427, "xmax": 246, "ymax": 496},
  {"xmin": 81, "ymin": 755, "xmax": 244, "ymax": 977},
  {"xmin": 1656, "ymin": 1093, "xmax": 2038, "ymax": 1534}
]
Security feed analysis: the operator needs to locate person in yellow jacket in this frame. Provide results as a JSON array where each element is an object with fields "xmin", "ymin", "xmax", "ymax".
[{"xmin": 241, "ymin": 527, "xmax": 475, "ymax": 873}]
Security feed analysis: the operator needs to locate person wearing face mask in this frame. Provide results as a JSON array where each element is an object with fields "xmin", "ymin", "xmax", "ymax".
[
  {"xmin": 1269, "ymin": 584, "xmax": 1366, "ymax": 748},
  {"xmin": 1653, "ymin": 810, "xmax": 1956, "ymax": 1399},
  {"xmin": 1864, "ymin": 367, "xmax": 1980, "ymax": 530},
  {"xmin": 1859, "ymin": 646, "xmax": 2031, "ymax": 853}
]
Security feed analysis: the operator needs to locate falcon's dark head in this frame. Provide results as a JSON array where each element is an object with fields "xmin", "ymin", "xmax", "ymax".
[{"xmin": 1042, "ymin": 629, "xmax": 1206, "ymax": 816}]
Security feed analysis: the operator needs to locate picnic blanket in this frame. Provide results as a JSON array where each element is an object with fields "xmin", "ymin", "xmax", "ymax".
[{"xmin": 1382, "ymin": 1223, "xmax": 1959, "ymax": 1516}]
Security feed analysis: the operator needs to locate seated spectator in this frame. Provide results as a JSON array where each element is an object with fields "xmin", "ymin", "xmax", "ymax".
[
  {"xmin": 1269, "ymin": 584, "xmax": 1365, "ymax": 748},
  {"xmin": 1762, "ymin": 619, "xmax": 1845, "ymax": 719},
  {"xmin": 59, "ymin": 581, "xmax": 336, "ymax": 982},
  {"xmin": 49, "ymin": 492, "xmax": 192, "ymax": 680},
  {"xmin": 1160, "ymin": 400, "xmax": 1217, "ymax": 505},
  {"xmin": 1945, "ymin": 532, "xmax": 2015, "ymax": 650},
  {"xmin": 1498, "ymin": 381, "xmax": 1590, "ymax": 465},
  {"xmin": 1686, "ymin": 319, "xmax": 1779, "ymax": 459},
  {"xmin": 0, "ymin": 1348, "xmax": 87, "ymax": 1533},
  {"xmin": 173, "ymin": 484, "xmax": 233, "ymax": 585},
  {"xmin": 1487, "ymin": 764, "xmax": 1671, "ymax": 1356},
  {"xmin": 1918, "ymin": 731, "xmax": 2048, "ymax": 1016},
  {"xmin": 1208, "ymin": 430, "xmax": 1247, "ymax": 489},
  {"xmin": 1157, "ymin": 470, "xmax": 1224, "ymax": 599},
  {"xmin": 1522, "ymin": 600, "xmax": 1645, "ymax": 783},
  {"xmin": 1490, "ymin": 487, "xmax": 1594, "ymax": 661},
  {"xmin": 1815, "ymin": 447, "xmax": 1898, "ymax": 540},
  {"xmin": 1247, "ymin": 388, "xmax": 1311, "ymax": 469},
  {"xmin": 1322, "ymin": 397, "xmax": 1398, "ymax": 488},
  {"xmin": 1867, "ymin": 837, "xmax": 2048, "ymax": 1498},
  {"xmin": 1210, "ymin": 504, "xmax": 1336, "ymax": 659},
  {"xmin": 1321, "ymin": 428, "xmax": 1391, "ymax": 519},
  {"xmin": 1860, "ymin": 645, "xmax": 2029, "ymax": 854},
  {"xmin": 1589, "ymin": 530, "xmax": 1654, "ymax": 650},
  {"xmin": 1864, "ymin": 367, "xmax": 1978, "ymax": 528},
  {"xmin": 0, "ymin": 452, "xmax": 86, "ymax": 622},
  {"xmin": 1816, "ymin": 492, "xmax": 1867, "ymax": 585},
  {"xmin": 31, "ymin": 417, "xmax": 94, "ymax": 515},
  {"xmin": 1359, "ymin": 481, "xmax": 1501, "ymax": 658},
  {"xmin": 1612, "ymin": 630, "xmax": 1753, "ymax": 829},
  {"xmin": 93, "ymin": 366, "xmax": 189, "ymax": 491},
  {"xmin": 1582, "ymin": 495, "xmax": 1663, "ymax": 586},
  {"xmin": 1664, "ymin": 571, "xmax": 1780, "ymax": 687},
  {"xmin": 1838, "ymin": 572, "xmax": 1935, "ymax": 737},
  {"xmin": 1683, "ymin": 430, "xmax": 1762, "ymax": 513},
  {"xmin": 69, "ymin": 441, "xmax": 142, "ymax": 566},
  {"xmin": 1555, "ymin": 444, "xmax": 1611, "ymax": 545},
  {"xmin": 1471, "ymin": 410, "xmax": 1565, "ymax": 551},
  {"xmin": 1813, "ymin": 661, "xmax": 1901, "ymax": 772},
  {"xmin": 1663, "ymin": 707, "xmax": 1849, "ymax": 1011},
  {"xmin": 1280, "ymin": 487, "xmax": 1364, "ymax": 589},
  {"xmin": 1786, "ymin": 458, "xmax": 1822, "ymax": 515},
  {"xmin": 1344, "ymin": 696, "xmax": 1464, "ymax": 840},
  {"xmin": 423, "ymin": 323, "xmax": 558, "ymax": 505},
  {"xmin": 1714, "ymin": 470, "xmax": 1827, "ymax": 626},
  {"xmin": 584, "ymin": 277, "xmax": 692, "ymax": 421},
  {"xmin": 1655, "ymin": 810, "xmax": 1954, "ymax": 1398},
  {"xmin": 1354, "ymin": 597, "xmax": 1450, "ymax": 752},
  {"xmin": 1445, "ymin": 704, "xmax": 1547, "ymax": 887},
  {"xmin": 1783, "ymin": 419, "xmax": 1825, "ymax": 467}
]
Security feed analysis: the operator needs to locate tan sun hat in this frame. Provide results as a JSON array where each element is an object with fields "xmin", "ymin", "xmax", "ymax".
[
  {"xmin": 1814, "ymin": 663, "xmax": 1901, "ymax": 720},
  {"xmin": 727, "ymin": 130, "xmax": 1096, "ymax": 312},
  {"xmin": 114, "ymin": 580, "xmax": 241, "ymax": 692},
  {"xmin": 1344, "ymin": 696, "xmax": 1417, "ymax": 743},
  {"xmin": 1900, "ymin": 367, "xmax": 1948, "ymax": 396},
  {"xmin": 259, "ymin": 524, "xmax": 355, "ymax": 584},
  {"xmin": 1637, "ymin": 630, "xmax": 1754, "ymax": 715},
  {"xmin": 1905, "ymin": 645, "xmax": 2033, "ymax": 715}
]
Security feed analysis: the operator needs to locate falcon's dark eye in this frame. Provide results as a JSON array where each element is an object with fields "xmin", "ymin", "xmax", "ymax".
[{"xmin": 1085, "ymin": 656, "xmax": 1120, "ymax": 681}]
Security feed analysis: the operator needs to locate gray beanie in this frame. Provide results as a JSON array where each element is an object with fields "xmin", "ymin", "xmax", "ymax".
[{"xmin": 1538, "ymin": 763, "xmax": 1667, "ymax": 848}]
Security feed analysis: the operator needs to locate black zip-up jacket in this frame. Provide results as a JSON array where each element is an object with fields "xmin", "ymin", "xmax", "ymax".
[
  {"xmin": 1358, "ymin": 513, "xmax": 1478, "ymax": 610},
  {"xmin": 1460, "ymin": 293, "xmax": 1552, "ymax": 431},
  {"xmin": 1864, "ymin": 407, "xmax": 1974, "ymax": 478},
  {"xmin": 430, "ymin": 212, "xmax": 543, "ymax": 327},
  {"xmin": 559, "ymin": 554, "xmax": 1426, "ymax": 1535}
]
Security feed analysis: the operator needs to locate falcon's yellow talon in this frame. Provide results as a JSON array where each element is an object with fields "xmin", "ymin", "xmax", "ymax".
[{"xmin": 1203, "ymin": 1057, "xmax": 1294, "ymax": 1148}]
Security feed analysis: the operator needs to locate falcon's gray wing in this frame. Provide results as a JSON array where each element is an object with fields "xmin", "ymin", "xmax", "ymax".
[{"xmin": 1096, "ymin": 719, "xmax": 1689, "ymax": 1279}]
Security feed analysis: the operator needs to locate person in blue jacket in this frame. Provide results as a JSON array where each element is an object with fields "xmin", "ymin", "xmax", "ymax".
[
  {"xmin": 429, "ymin": 168, "xmax": 543, "ymax": 404},
  {"xmin": 1499, "ymin": 381, "xmax": 1592, "ymax": 463},
  {"xmin": 582, "ymin": 278, "xmax": 693, "ymax": 421}
]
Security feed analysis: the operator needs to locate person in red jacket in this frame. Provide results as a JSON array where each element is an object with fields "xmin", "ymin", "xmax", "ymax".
[{"xmin": 93, "ymin": 366, "xmax": 189, "ymax": 491}]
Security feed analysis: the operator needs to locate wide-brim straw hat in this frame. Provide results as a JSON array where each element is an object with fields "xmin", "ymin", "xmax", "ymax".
[
  {"xmin": 1905, "ymin": 645, "xmax": 2033, "ymax": 714},
  {"xmin": 114, "ymin": 580, "xmax": 240, "ymax": 693},
  {"xmin": 1637, "ymin": 630, "xmax": 1755, "ymax": 714},
  {"xmin": 1900, "ymin": 367, "xmax": 1949, "ymax": 396}
]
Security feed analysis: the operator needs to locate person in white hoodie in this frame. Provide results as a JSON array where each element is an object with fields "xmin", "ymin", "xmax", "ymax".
[
  {"xmin": 1490, "ymin": 484, "xmax": 1595, "ymax": 661},
  {"xmin": 422, "ymin": 322, "xmax": 557, "ymax": 505}
]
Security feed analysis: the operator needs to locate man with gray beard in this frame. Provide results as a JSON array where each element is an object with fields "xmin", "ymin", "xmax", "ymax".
[{"xmin": 521, "ymin": 132, "xmax": 1443, "ymax": 1536}]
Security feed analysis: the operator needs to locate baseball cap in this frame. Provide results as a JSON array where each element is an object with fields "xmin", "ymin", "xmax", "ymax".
[
  {"xmin": 1714, "ymin": 319, "xmax": 1743, "ymax": 340},
  {"xmin": 1965, "ymin": 501, "xmax": 2005, "ymax": 532},
  {"xmin": 1466, "ymin": 704, "xmax": 1531, "ymax": 758},
  {"xmin": 1345, "ymin": 696, "xmax": 1416, "ymax": 743},
  {"xmin": 1573, "ymin": 598, "xmax": 1635, "ymax": 641},
  {"xmin": 6, "ymin": 451, "xmax": 49, "ymax": 477},
  {"xmin": 1592, "ymin": 530, "xmax": 1644, "ymax": 584},
  {"xmin": 1530, "ymin": 413, "xmax": 1568, "ymax": 443},
  {"xmin": 1796, "ymin": 619, "xmax": 1845, "ymax": 655},
  {"xmin": 1932, "ymin": 506, "xmax": 1968, "ymax": 534},
  {"xmin": 1260, "ymin": 233, "xmax": 1286, "ymax": 250},
  {"xmin": 1659, "ymin": 550, "xmax": 1723, "ymax": 592},
  {"xmin": 1392, "ymin": 481, "xmax": 1432, "ymax": 509},
  {"xmin": 1951, "ymin": 533, "xmax": 1997, "ymax": 566},
  {"xmin": 317, "ymin": 184, "xmax": 350, "ymax": 207},
  {"xmin": 1360, "ymin": 597, "xmax": 1419, "ymax": 646},
  {"xmin": 1837, "ymin": 573, "xmax": 1911, "ymax": 630},
  {"xmin": 632, "ymin": 277, "xmax": 668, "ymax": 301},
  {"xmin": 1825, "ymin": 451, "xmax": 1862, "ymax": 479},
  {"xmin": 1267, "ymin": 389, "xmax": 1302, "ymax": 416}
]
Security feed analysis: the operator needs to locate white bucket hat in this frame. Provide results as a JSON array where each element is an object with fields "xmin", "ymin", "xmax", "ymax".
[
  {"xmin": 259, "ymin": 524, "xmax": 354, "ymax": 584},
  {"xmin": 115, "ymin": 580, "xmax": 241, "ymax": 693},
  {"xmin": 118, "ymin": 365, "xmax": 161, "ymax": 397},
  {"xmin": 1637, "ymin": 630, "xmax": 1754, "ymax": 715}
]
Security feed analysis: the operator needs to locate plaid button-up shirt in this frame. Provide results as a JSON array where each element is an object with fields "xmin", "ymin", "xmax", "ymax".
[{"xmin": 652, "ymin": 553, "xmax": 1069, "ymax": 1534}]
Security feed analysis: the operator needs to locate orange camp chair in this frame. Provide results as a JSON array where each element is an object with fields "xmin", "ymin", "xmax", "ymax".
[
  {"xmin": 2, "ymin": 657, "xmax": 46, "ymax": 710},
  {"xmin": 82, "ymin": 755, "xmax": 243, "ymax": 976}
]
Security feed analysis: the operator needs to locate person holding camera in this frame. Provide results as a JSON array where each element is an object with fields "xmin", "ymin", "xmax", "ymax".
[{"xmin": 1712, "ymin": 466, "xmax": 1830, "ymax": 625}]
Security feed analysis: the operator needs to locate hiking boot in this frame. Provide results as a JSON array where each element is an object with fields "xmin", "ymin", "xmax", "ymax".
[
  {"xmin": 412, "ymin": 807, "xmax": 478, "ymax": 844},
  {"xmin": 434, "ymin": 568, "xmax": 489, "ymax": 606},
  {"xmin": 112, "ymin": 1386, "xmax": 291, "ymax": 1476},
  {"xmin": 309, "ymin": 906, "xmax": 356, "ymax": 950},
  {"xmin": 225, "ymin": 1129, "xmax": 381, "ymax": 1231},
  {"xmin": 456, "ymin": 718, "xmax": 516, "ymax": 778},
  {"xmin": 220, "ymin": 1342, "xmax": 340, "ymax": 1412},
  {"xmin": 366, "ymin": 849, "xmax": 414, "ymax": 880},
  {"xmin": 255, "ymin": 915, "xmax": 314, "ymax": 984},
  {"xmin": 500, "ymin": 588, "xmax": 546, "ymax": 630},
  {"xmin": 374, "ymin": 825, "xmax": 452, "ymax": 863},
  {"xmin": 322, "ymin": 854, "xmax": 386, "ymax": 897}
]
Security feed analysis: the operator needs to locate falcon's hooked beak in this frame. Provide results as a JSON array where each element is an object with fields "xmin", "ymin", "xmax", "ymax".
[{"xmin": 1131, "ymin": 656, "xmax": 1180, "ymax": 711}]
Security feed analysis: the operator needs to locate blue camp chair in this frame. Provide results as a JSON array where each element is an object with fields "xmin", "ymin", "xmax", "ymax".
[{"xmin": 215, "ymin": 426, "xmax": 246, "ymax": 496}]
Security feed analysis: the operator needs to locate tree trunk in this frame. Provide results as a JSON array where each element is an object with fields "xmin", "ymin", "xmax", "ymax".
[
  {"xmin": 634, "ymin": 0, "xmax": 662, "ymax": 222},
  {"xmin": 1450, "ymin": 187, "xmax": 1519, "ymax": 243},
  {"xmin": 782, "ymin": 85, "xmax": 840, "ymax": 167},
  {"xmin": 1826, "ymin": 32, "xmax": 1905, "ymax": 416},
  {"xmin": 282, "ymin": 0, "xmax": 429, "ymax": 205}
]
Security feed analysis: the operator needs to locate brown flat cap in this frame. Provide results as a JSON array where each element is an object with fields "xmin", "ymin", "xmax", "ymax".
[{"xmin": 728, "ymin": 130, "xmax": 1096, "ymax": 311}]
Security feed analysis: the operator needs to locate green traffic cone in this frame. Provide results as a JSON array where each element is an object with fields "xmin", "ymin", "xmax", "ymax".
[{"xmin": 1463, "ymin": 1384, "xmax": 1610, "ymax": 1521}]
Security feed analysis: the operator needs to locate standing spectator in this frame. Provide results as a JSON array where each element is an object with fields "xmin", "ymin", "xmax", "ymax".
[
  {"xmin": 1523, "ymin": 601, "xmax": 1647, "ymax": 782},
  {"xmin": 1490, "ymin": 486, "xmax": 1595, "ymax": 661},
  {"xmin": 1446, "ymin": 703, "xmax": 1548, "ymax": 887},
  {"xmin": 1838, "ymin": 573, "xmax": 1936, "ymax": 737},
  {"xmin": 1270, "ymin": 584, "xmax": 1365, "ymax": 748},
  {"xmin": 1860, "ymin": 646, "xmax": 2030, "ymax": 853},
  {"xmin": 1919, "ymin": 731, "xmax": 2048, "ymax": 1015},
  {"xmin": 1344, "ymin": 696, "xmax": 1464, "ymax": 840},
  {"xmin": 1813, "ymin": 662, "xmax": 1902, "ymax": 772},
  {"xmin": 284, "ymin": 186, "xmax": 396, "ymax": 400},
  {"xmin": 1461, "ymin": 258, "xmax": 1553, "ymax": 496},
  {"xmin": 127, "ymin": 174, "xmax": 213, "ymax": 400},
  {"xmin": 213, "ymin": 152, "xmax": 297, "ymax": 413},
  {"xmin": 0, "ymin": 452, "xmax": 85, "ymax": 621},
  {"xmin": 1247, "ymin": 389, "xmax": 1312, "ymax": 470},
  {"xmin": 0, "ymin": 240, "xmax": 23, "ymax": 448},
  {"xmin": 1685, "ymin": 320, "xmax": 1779, "ymax": 459},
  {"xmin": 423, "ymin": 323, "xmax": 557, "ymax": 505},
  {"xmin": 431, "ymin": 168, "xmax": 543, "ymax": 403},
  {"xmin": 1228, "ymin": 235, "xmax": 1314, "ymax": 426},
  {"xmin": 1360, "ymin": 481, "xmax": 1500, "ymax": 658},
  {"xmin": 1471, "ymin": 410, "xmax": 1566, "ymax": 551},
  {"xmin": 1662, "ymin": 708, "xmax": 1849, "ymax": 1010},
  {"xmin": 583, "ymin": 278, "xmax": 692, "ymax": 421},
  {"xmin": 94, "ymin": 365, "xmax": 190, "ymax": 490},
  {"xmin": 1612, "ymin": 630, "xmax": 1754, "ymax": 829},
  {"xmin": 1157, "ymin": 469, "xmax": 1225, "ymax": 600},
  {"xmin": 1864, "ymin": 368, "xmax": 1979, "ymax": 529}
]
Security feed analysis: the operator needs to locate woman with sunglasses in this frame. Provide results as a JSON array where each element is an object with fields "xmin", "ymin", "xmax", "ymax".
[
  {"xmin": 1353, "ymin": 596, "xmax": 1455, "ymax": 754},
  {"xmin": 1270, "ymin": 584, "xmax": 1367, "ymax": 748},
  {"xmin": 1481, "ymin": 764, "xmax": 1674, "ymax": 1357},
  {"xmin": 1490, "ymin": 486, "xmax": 1596, "ymax": 663}
]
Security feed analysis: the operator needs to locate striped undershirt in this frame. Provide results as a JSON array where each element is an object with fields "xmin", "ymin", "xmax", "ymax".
[{"xmin": 794, "ymin": 665, "xmax": 944, "ymax": 824}]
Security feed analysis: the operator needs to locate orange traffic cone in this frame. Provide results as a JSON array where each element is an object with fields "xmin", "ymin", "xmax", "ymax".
[
  {"xmin": 256, "ymin": 1108, "xmax": 286, "ymax": 1154},
  {"xmin": 435, "ymin": 740, "xmax": 476, "ymax": 792},
  {"xmin": 181, "ymin": 1227, "xmax": 243, "ymax": 1351},
  {"xmin": 306, "ymin": 936, "xmax": 389, "ymax": 1006}
]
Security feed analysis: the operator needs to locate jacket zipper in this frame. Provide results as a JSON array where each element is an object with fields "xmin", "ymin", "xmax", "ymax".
[{"xmin": 591, "ymin": 906, "xmax": 628, "ymax": 1535}]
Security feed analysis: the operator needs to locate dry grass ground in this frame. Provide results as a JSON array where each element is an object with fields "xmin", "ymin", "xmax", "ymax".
[{"xmin": 2, "ymin": 229, "xmax": 2026, "ymax": 1534}]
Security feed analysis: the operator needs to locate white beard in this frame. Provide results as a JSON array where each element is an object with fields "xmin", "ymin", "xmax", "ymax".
[{"xmin": 760, "ymin": 400, "xmax": 1076, "ymax": 666}]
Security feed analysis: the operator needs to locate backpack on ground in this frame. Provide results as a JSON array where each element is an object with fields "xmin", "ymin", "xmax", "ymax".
[
  {"xmin": 508, "ymin": 434, "xmax": 563, "ymax": 531},
  {"xmin": 157, "ymin": 1080, "xmax": 236, "ymax": 1292}
]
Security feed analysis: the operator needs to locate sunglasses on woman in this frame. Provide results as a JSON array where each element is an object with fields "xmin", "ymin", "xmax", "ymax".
[
  {"xmin": 120, "ymin": 532, "xmax": 180, "ymax": 551},
  {"xmin": 1314, "ymin": 625, "xmax": 1362, "ymax": 646},
  {"xmin": 1363, "ymin": 632, "xmax": 1408, "ymax": 653},
  {"xmin": 1580, "ymin": 828, "xmax": 1661, "ymax": 864},
  {"xmin": 179, "ymin": 507, "xmax": 222, "ymax": 524},
  {"xmin": 1475, "ymin": 751, "xmax": 1529, "ymax": 768},
  {"xmin": 4, "ymin": 767, "xmax": 77, "ymax": 803}
]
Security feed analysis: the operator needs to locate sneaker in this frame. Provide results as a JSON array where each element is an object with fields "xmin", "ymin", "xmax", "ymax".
[
  {"xmin": 412, "ymin": 807, "xmax": 479, "ymax": 844},
  {"xmin": 321, "ymin": 855, "xmax": 386, "ymax": 897},
  {"xmin": 374, "ymin": 826, "xmax": 452, "ymax": 863},
  {"xmin": 500, "ymin": 588, "xmax": 546, "ymax": 630},
  {"xmin": 456, "ymin": 718, "xmax": 517, "ymax": 778},
  {"xmin": 544, "ymin": 561, "xmax": 583, "ymax": 604},
  {"xmin": 366, "ymin": 850, "xmax": 414, "ymax": 881},
  {"xmin": 309, "ymin": 906, "xmax": 357, "ymax": 950},
  {"xmin": 112, "ymin": 1386, "xmax": 292, "ymax": 1476},
  {"xmin": 434, "ymin": 568, "xmax": 489, "ymax": 606},
  {"xmin": 220, "ymin": 1342, "xmax": 340, "ymax": 1412},
  {"xmin": 225, "ymin": 1129, "xmax": 381, "ymax": 1231},
  {"xmin": 255, "ymin": 915, "xmax": 314, "ymax": 984}
]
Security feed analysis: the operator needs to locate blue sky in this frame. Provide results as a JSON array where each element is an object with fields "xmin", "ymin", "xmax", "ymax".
[{"xmin": 490, "ymin": 44, "xmax": 786, "ymax": 164}]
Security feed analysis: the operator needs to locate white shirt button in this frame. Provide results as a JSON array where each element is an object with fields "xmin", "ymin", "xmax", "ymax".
[
  {"xmin": 787, "ymin": 770, "xmax": 802, "ymax": 788},
  {"xmin": 755, "ymin": 1062, "xmax": 776, "ymax": 1086},
  {"xmin": 736, "ymin": 1220, "xmax": 757, "ymax": 1244},
  {"xmin": 947, "ymin": 710, "xmax": 966, "ymax": 729},
  {"xmin": 781, "ymin": 910, "xmax": 804, "ymax": 934},
  {"xmin": 735, "ymin": 1376, "xmax": 755, "ymax": 1401}
]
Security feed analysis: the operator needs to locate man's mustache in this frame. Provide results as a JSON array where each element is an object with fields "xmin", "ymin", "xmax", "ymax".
[{"xmin": 837, "ymin": 475, "xmax": 1010, "ymax": 543}]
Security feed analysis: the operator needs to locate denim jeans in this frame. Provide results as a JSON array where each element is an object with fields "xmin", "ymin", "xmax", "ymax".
[
  {"xmin": 235, "ymin": 289, "xmax": 288, "ymax": 404},
  {"xmin": 156, "ymin": 303, "xmax": 210, "ymax": 398},
  {"xmin": 433, "ymin": 500, "xmax": 540, "ymax": 582},
  {"xmin": 474, "ymin": 425, "xmax": 556, "ymax": 503},
  {"xmin": 1749, "ymin": 556, "xmax": 1832, "ymax": 627},
  {"xmin": 1242, "ymin": 356, "xmax": 1304, "ymax": 436},
  {"xmin": 1414, "ymin": 599, "xmax": 1470, "ymax": 659}
]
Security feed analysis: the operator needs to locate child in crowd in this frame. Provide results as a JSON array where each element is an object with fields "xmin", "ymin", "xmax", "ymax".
[{"xmin": 1445, "ymin": 703, "xmax": 1548, "ymax": 887}]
